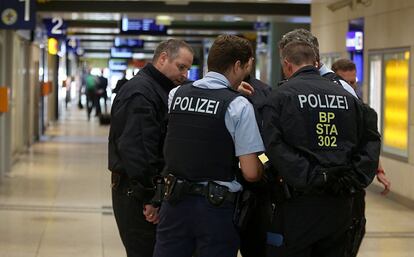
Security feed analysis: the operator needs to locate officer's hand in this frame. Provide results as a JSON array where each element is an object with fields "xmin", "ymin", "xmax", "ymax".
[
  {"xmin": 143, "ymin": 204, "xmax": 159, "ymax": 224},
  {"xmin": 325, "ymin": 166, "xmax": 363, "ymax": 196},
  {"xmin": 376, "ymin": 165, "xmax": 391, "ymax": 195},
  {"xmin": 237, "ymin": 81, "xmax": 254, "ymax": 96}
]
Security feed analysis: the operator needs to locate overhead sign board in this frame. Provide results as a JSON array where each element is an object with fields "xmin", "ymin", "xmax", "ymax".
[
  {"xmin": 121, "ymin": 18, "xmax": 167, "ymax": 35},
  {"xmin": 114, "ymin": 38, "xmax": 144, "ymax": 48},
  {"xmin": 43, "ymin": 17, "xmax": 67, "ymax": 39},
  {"xmin": 111, "ymin": 47, "xmax": 133, "ymax": 58},
  {"xmin": 0, "ymin": 0, "xmax": 36, "ymax": 30},
  {"xmin": 109, "ymin": 59, "xmax": 128, "ymax": 71}
]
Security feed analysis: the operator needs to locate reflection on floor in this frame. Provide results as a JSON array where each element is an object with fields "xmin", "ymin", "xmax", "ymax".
[{"xmin": 1, "ymin": 107, "xmax": 414, "ymax": 257}]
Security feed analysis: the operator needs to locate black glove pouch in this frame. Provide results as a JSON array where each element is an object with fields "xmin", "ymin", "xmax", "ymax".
[{"xmin": 207, "ymin": 181, "xmax": 229, "ymax": 207}]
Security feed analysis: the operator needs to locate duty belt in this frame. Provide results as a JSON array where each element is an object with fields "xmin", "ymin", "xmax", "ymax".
[
  {"xmin": 163, "ymin": 174, "xmax": 238, "ymax": 206},
  {"xmin": 187, "ymin": 183, "xmax": 237, "ymax": 203}
]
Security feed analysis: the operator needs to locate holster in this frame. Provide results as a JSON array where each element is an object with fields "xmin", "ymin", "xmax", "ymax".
[
  {"xmin": 163, "ymin": 174, "xmax": 189, "ymax": 205},
  {"xmin": 233, "ymin": 189, "xmax": 255, "ymax": 231}
]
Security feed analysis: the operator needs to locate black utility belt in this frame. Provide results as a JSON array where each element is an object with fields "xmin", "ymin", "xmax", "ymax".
[
  {"xmin": 187, "ymin": 183, "xmax": 237, "ymax": 203},
  {"xmin": 162, "ymin": 174, "xmax": 238, "ymax": 206}
]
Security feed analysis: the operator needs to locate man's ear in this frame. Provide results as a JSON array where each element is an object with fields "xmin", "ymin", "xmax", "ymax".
[
  {"xmin": 158, "ymin": 52, "xmax": 168, "ymax": 66},
  {"xmin": 284, "ymin": 59, "xmax": 292, "ymax": 73},
  {"xmin": 234, "ymin": 60, "xmax": 242, "ymax": 72}
]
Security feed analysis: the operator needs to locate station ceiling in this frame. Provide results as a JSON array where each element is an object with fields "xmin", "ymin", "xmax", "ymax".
[{"xmin": 36, "ymin": 0, "xmax": 311, "ymax": 58}]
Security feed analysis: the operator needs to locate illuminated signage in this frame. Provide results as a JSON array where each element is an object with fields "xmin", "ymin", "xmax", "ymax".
[
  {"xmin": 114, "ymin": 38, "xmax": 144, "ymax": 48},
  {"xmin": 48, "ymin": 38, "xmax": 58, "ymax": 55},
  {"xmin": 188, "ymin": 65, "xmax": 200, "ymax": 81},
  {"xmin": 43, "ymin": 17, "xmax": 67, "ymax": 39},
  {"xmin": 109, "ymin": 59, "xmax": 128, "ymax": 70},
  {"xmin": 346, "ymin": 31, "xmax": 363, "ymax": 51},
  {"xmin": 383, "ymin": 56, "xmax": 409, "ymax": 156},
  {"xmin": 111, "ymin": 47, "xmax": 133, "ymax": 58},
  {"xmin": 121, "ymin": 18, "xmax": 167, "ymax": 35}
]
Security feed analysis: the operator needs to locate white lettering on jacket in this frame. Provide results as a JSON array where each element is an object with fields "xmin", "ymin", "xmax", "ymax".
[
  {"xmin": 172, "ymin": 96, "xmax": 220, "ymax": 114},
  {"xmin": 297, "ymin": 94, "xmax": 349, "ymax": 110}
]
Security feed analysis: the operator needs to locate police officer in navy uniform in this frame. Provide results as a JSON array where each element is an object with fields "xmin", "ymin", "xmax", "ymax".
[
  {"xmin": 108, "ymin": 39, "xmax": 193, "ymax": 257},
  {"xmin": 262, "ymin": 41, "xmax": 380, "ymax": 257},
  {"xmin": 153, "ymin": 35, "xmax": 264, "ymax": 257}
]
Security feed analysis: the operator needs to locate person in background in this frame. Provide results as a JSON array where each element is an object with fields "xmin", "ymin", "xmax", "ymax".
[
  {"xmin": 96, "ymin": 69, "xmax": 108, "ymax": 114},
  {"xmin": 108, "ymin": 39, "xmax": 194, "ymax": 257},
  {"xmin": 85, "ymin": 69, "xmax": 98, "ymax": 121},
  {"xmin": 332, "ymin": 59, "xmax": 357, "ymax": 90},
  {"xmin": 113, "ymin": 70, "xmax": 128, "ymax": 95}
]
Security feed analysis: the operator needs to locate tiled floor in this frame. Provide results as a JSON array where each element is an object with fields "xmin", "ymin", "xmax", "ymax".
[{"xmin": 1, "ymin": 106, "xmax": 414, "ymax": 257}]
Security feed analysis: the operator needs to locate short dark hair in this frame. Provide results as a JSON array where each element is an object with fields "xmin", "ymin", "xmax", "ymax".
[
  {"xmin": 207, "ymin": 35, "xmax": 253, "ymax": 74},
  {"xmin": 281, "ymin": 41, "xmax": 316, "ymax": 66},
  {"xmin": 279, "ymin": 28, "xmax": 320, "ymax": 62},
  {"xmin": 332, "ymin": 58, "xmax": 356, "ymax": 72},
  {"xmin": 152, "ymin": 39, "xmax": 194, "ymax": 62}
]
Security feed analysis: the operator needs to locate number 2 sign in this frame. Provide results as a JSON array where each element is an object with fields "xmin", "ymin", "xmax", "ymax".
[{"xmin": 43, "ymin": 17, "xmax": 67, "ymax": 38}]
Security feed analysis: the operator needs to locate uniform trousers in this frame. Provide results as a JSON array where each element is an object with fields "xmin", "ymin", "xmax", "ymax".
[
  {"xmin": 239, "ymin": 187, "xmax": 272, "ymax": 257},
  {"xmin": 154, "ymin": 195, "xmax": 239, "ymax": 257},
  {"xmin": 112, "ymin": 173, "xmax": 156, "ymax": 257},
  {"xmin": 267, "ymin": 193, "xmax": 352, "ymax": 257},
  {"xmin": 345, "ymin": 190, "xmax": 366, "ymax": 257}
]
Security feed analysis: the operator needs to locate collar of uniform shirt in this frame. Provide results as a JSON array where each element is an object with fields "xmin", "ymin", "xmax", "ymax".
[
  {"xmin": 193, "ymin": 71, "xmax": 232, "ymax": 90},
  {"xmin": 318, "ymin": 63, "xmax": 332, "ymax": 76}
]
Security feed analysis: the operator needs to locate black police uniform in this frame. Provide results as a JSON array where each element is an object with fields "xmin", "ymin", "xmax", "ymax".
[
  {"xmin": 323, "ymin": 70, "xmax": 376, "ymax": 257},
  {"xmin": 153, "ymin": 83, "xmax": 241, "ymax": 257},
  {"xmin": 239, "ymin": 76, "xmax": 272, "ymax": 257},
  {"xmin": 108, "ymin": 63, "xmax": 175, "ymax": 257},
  {"xmin": 262, "ymin": 66, "xmax": 380, "ymax": 257}
]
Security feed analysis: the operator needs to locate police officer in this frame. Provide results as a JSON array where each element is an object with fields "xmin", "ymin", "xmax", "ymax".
[
  {"xmin": 238, "ymin": 76, "xmax": 273, "ymax": 257},
  {"xmin": 153, "ymin": 35, "xmax": 264, "ymax": 257},
  {"xmin": 277, "ymin": 29, "xmax": 385, "ymax": 257},
  {"xmin": 108, "ymin": 39, "xmax": 194, "ymax": 257},
  {"xmin": 262, "ymin": 41, "xmax": 381, "ymax": 257}
]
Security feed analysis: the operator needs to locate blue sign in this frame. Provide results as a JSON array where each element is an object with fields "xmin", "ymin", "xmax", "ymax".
[
  {"xmin": 114, "ymin": 38, "xmax": 144, "ymax": 48},
  {"xmin": 346, "ymin": 31, "xmax": 363, "ymax": 51},
  {"xmin": 67, "ymin": 38, "xmax": 80, "ymax": 54},
  {"xmin": 121, "ymin": 18, "xmax": 167, "ymax": 35},
  {"xmin": 111, "ymin": 47, "xmax": 133, "ymax": 58},
  {"xmin": 109, "ymin": 59, "xmax": 128, "ymax": 70},
  {"xmin": 0, "ymin": 0, "xmax": 36, "ymax": 29},
  {"xmin": 254, "ymin": 22, "xmax": 270, "ymax": 31},
  {"xmin": 43, "ymin": 17, "xmax": 67, "ymax": 39},
  {"xmin": 188, "ymin": 65, "xmax": 200, "ymax": 81}
]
